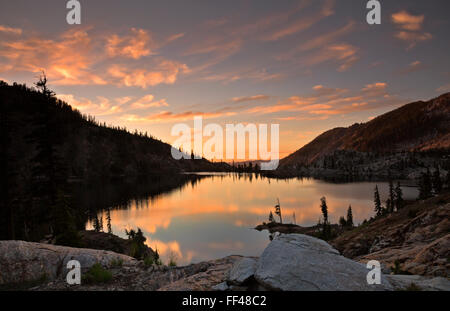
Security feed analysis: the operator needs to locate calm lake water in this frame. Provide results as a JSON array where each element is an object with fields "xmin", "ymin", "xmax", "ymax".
[{"xmin": 87, "ymin": 173, "xmax": 418, "ymax": 265}]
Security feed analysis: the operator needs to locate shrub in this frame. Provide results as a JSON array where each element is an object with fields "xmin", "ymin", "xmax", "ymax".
[
  {"xmin": 168, "ymin": 260, "xmax": 177, "ymax": 267},
  {"xmin": 125, "ymin": 228, "xmax": 147, "ymax": 259},
  {"xmin": 143, "ymin": 256, "xmax": 154, "ymax": 267},
  {"xmin": 392, "ymin": 260, "xmax": 412, "ymax": 275},
  {"xmin": 110, "ymin": 258, "xmax": 123, "ymax": 268},
  {"xmin": 168, "ymin": 251, "xmax": 178, "ymax": 267},
  {"xmin": 82, "ymin": 263, "xmax": 112, "ymax": 284}
]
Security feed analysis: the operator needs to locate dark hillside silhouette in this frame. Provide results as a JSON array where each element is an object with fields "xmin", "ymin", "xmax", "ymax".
[{"xmin": 0, "ymin": 79, "xmax": 228, "ymax": 241}]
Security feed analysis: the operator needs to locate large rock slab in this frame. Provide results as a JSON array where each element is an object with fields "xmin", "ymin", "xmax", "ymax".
[
  {"xmin": 254, "ymin": 234, "xmax": 392, "ymax": 291},
  {"xmin": 0, "ymin": 240, "xmax": 136, "ymax": 285},
  {"xmin": 227, "ymin": 257, "xmax": 257, "ymax": 285},
  {"xmin": 386, "ymin": 275, "xmax": 450, "ymax": 291}
]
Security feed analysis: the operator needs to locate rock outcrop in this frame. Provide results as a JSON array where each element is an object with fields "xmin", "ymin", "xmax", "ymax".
[
  {"xmin": 253, "ymin": 234, "xmax": 392, "ymax": 291},
  {"xmin": 78, "ymin": 230, "xmax": 155, "ymax": 259},
  {"xmin": 0, "ymin": 240, "xmax": 136, "ymax": 286},
  {"xmin": 386, "ymin": 275, "xmax": 450, "ymax": 291},
  {"xmin": 227, "ymin": 257, "xmax": 257, "ymax": 285},
  {"xmin": 331, "ymin": 194, "xmax": 450, "ymax": 277},
  {"xmin": 1, "ymin": 233, "xmax": 448, "ymax": 291}
]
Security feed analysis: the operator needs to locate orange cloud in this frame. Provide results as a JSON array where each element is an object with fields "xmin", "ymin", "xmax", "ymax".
[
  {"xmin": 122, "ymin": 110, "xmax": 236, "ymax": 123},
  {"xmin": 398, "ymin": 60, "xmax": 423, "ymax": 75},
  {"xmin": 130, "ymin": 95, "xmax": 169, "ymax": 110},
  {"xmin": 391, "ymin": 11, "xmax": 432, "ymax": 49},
  {"xmin": 59, "ymin": 94, "xmax": 122, "ymax": 116},
  {"xmin": 166, "ymin": 33, "xmax": 185, "ymax": 43},
  {"xmin": 106, "ymin": 28, "xmax": 154, "ymax": 59},
  {"xmin": 296, "ymin": 21, "xmax": 354, "ymax": 52},
  {"xmin": 263, "ymin": 0, "xmax": 334, "ymax": 41},
  {"xmin": 242, "ymin": 82, "xmax": 395, "ymax": 119},
  {"xmin": 391, "ymin": 11, "xmax": 424, "ymax": 31},
  {"xmin": 0, "ymin": 27, "xmax": 189, "ymax": 88},
  {"xmin": 298, "ymin": 43, "xmax": 359, "ymax": 72},
  {"xmin": 311, "ymin": 85, "xmax": 348, "ymax": 98},
  {"xmin": 115, "ymin": 96, "xmax": 133, "ymax": 105},
  {"xmin": 232, "ymin": 95, "xmax": 270, "ymax": 103},
  {"xmin": 394, "ymin": 31, "xmax": 432, "ymax": 48},
  {"xmin": 0, "ymin": 29, "xmax": 106, "ymax": 86},
  {"xmin": 361, "ymin": 82, "xmax": 387, "ymax": 97},
  {"xmin": 108, "ymin": 60, "xmax": 189, "ymax": 88},
  {"xmin": 202, "ymin": 68, "xmax": 282, "ymax": 84},
  {"xmin": 0, "ymin": 25, "xmax": 22, "ymax": 35},
  {"xmin": 246, "ymin": 103, "xmax": 298, "ymax": 114},
  {"xmin": 275, "ymin": 19, "xmax": 357, "ymax": 72}
]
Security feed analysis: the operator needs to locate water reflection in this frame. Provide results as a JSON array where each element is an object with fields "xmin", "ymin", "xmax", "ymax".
[{"xmin": 87, "ymin": 174, "xmax": 418, "ymax": 265}]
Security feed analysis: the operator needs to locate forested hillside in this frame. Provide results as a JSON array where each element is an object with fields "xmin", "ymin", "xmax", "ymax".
[
  {"xmin": 0, "ymin": 80, "xmax": 227, "ymax": 241},
  {"xmin": 276, "ymin": 93, "xmax": 450, "ymax": 179}
]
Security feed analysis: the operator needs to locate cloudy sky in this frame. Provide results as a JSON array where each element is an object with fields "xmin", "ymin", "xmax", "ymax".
[{"xmin": 1, "ymin": 0, "xmax": 449, "ymax": 159}]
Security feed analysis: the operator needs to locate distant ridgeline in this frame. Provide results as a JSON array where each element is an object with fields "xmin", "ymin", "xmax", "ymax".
[
  {"xmin": 272, "ymin": 93, "xmax": 450, "ymax": 180},
  {"xmin": 0, "ymin": 81, "xmax": 227, "ymax": 241}
]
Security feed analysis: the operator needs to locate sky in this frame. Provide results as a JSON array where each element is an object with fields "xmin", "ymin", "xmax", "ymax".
[{"xmin": 1, "ymin": 0, "xmax": 449, "ymax": 160}]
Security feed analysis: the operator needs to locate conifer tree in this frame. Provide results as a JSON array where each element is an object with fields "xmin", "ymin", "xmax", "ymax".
[
  {"xmin": 320, "ymin": 197, "xmax": 331, "ymax": 240},
  {"xmin": 339, "ymin": 216, "xmax": 347, "ymax": 228},
  {"xmin": 274, "ymin": 198, "xmax": 282, "ymax": 223},
  {"xmin": 374, "ymin": 185, "xmax": 383, "ymax": 216},
  {"xmin": 320, "ymin": 197, "xmax": 328, "ymax": 224},
  {"xmin": 268, "ymin": 211, "xmax": 275, "ymax": 223},
  {"xmin": 387, "ymin": 180, "xmax": 395, "ymax": 213},
  {"xmin": 346, "ymin": 205, "xmax": 354, "ymax": 228},
  {"xmin": 106, "ymin": 209, "xmax": 112, "ymax": 234},
  {"xmin": 394, "ymin": 182, "xmax": 404, "ymax": 210}
]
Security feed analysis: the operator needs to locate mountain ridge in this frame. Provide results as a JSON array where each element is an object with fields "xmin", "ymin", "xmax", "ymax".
[{"xmin": 280, "ymin": 92, "xmax": 450, "ymax": 169}]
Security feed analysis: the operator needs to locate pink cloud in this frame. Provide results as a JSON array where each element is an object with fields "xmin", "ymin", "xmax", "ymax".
[
  {"xmin": 130, "ymin": 95, "xmax": 169, "ymax": 109},
  {"xmin": 0, "ymin": 25, "xmax": 22, "ymax": 35},
  {"xmin": 391, "ymin": 11, "xmax": 432, "ymax": 49},
  {"xmin": 108, "ymin": 60, "xmax": 189, "ymax": 88},
  {"xmin": 106, "ymin": 28, "xmax": 154, "ymax": 59},
  {"xmin": 391, "ymin": 11, "xmax": 425, "ymax": 31},
  {"xmin": 232, "ymin": 95, "xmax": 270, "ymax": 103}
]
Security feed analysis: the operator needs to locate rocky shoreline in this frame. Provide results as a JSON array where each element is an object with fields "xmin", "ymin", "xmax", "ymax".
[
  {"xmin": 255, "ymin": 192, "xmax": 450, "ymax": 278},
  {"xmin": 0, "ymin": 235, "xmax": 448, "ymax": 291},
  {"xmin": 1, "ymin": 193, "xmax": 449, "ymax": 291}
]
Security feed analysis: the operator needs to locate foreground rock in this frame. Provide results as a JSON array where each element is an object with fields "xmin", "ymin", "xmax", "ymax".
[
  {"xmin": 0, "ymin": 239, "xmax": 241, "ymax": 290},
  {"xmin": 2, "ymin": 232, "xmax": 448, "ymax": 291},
  {"xmin": 386, "ymin": 275, "xmax": 450, "ymax": 291},
  {"xmin": 227, "ymin": 257, "xmax": 257, "ymax": 285},
  {"xmin": 37, "ymin": 256, "xmax": 242, "ymax": 291},
  {"xmin": 254, "ymin": 234, "xmax": 392, "ymax": 291},
  {"xmin": 0, "ymin": 241, "xmax": 136, "ymax": 286}
]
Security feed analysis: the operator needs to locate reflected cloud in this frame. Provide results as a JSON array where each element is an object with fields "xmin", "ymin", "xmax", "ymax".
[{"xmin": 89, "ymin": 175, "xmax": 418, "ymax": 265}]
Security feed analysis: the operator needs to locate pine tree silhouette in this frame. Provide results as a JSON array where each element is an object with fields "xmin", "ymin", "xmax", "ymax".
[{"xmin": 374, "ymin": 185, "xmax": 383, "ymax": 216}]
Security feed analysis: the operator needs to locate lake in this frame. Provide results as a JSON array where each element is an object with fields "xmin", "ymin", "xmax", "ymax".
[{"xmin": 87, "ymin": 173, "xmax": 419, "ymax": 265}]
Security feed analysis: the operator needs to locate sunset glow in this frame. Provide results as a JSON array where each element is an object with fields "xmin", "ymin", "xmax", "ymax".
[{"xmin": 1, "ymin": 1, "xmax": 449, "ymax": 160}]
